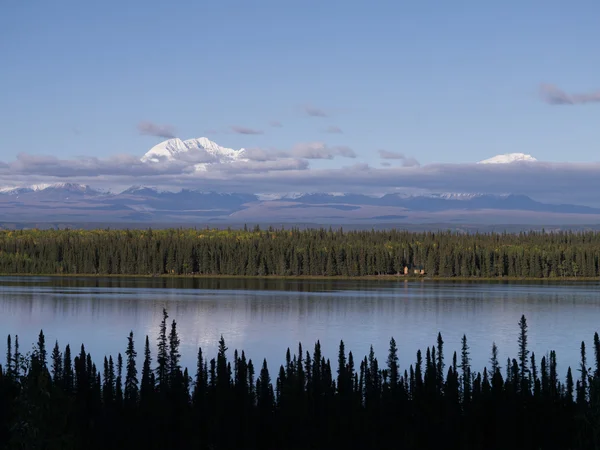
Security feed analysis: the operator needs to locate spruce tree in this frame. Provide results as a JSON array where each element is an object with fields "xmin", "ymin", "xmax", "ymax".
[
  {"xmin": 116, "ymin": 353, "xmax": 123, "ymax": 405},
  {"xmin": 460, "ymin": 334, "xmax": 471, "ymax": 401},
  {"xmin": 594, "ymin": 332, "xmax": 600, "ymax": 378},
  {"xmin": 5, "ymin": 335, "xmax": 12, "ymax": 377},
  {"xmin": 518, "ymin": 315, "xmax": 530, "ymax": 393},
  {"xmin": 578, "ymin": 341, "xmax": 588, "ymax": 404},
  {"xmin": 436, "ymin": 332, "xmax": 444, "ymax": 392},
  {"xmin": 12, "ymin": 335, "xmax": 20, "ymax": 378},
  {"xmin": 490, "ymin": 342, "xmax": 500, "ymax": 375},
  {"xmin": 156, "ymin": 308, "xmax": 169, "ymax": 391},
  {"xmin": 63, "ymin": 344, "xmax": 73, "ymax": 392},
  {"xmin": 216, "ymin": 336, "xmax": 229, "ymax": 390},
  {"xmin": 168, "ymin": 320, "xmax": 181, "ymax": 385},
  {"xmin": 566, "ymin": 366, "xmax": 574, "ymax": 402},
  {"xmin": 337, "ymin": 340, "xmax": 348, "ymax": 396},
  {"xmin": 125, "ymin": 331, "xmax": 139, "ymax": 405},
  {"xmin": 386, "ymin": 337, "xmax": 399, "ymax": 392},
  {"xmin": 257, "ymin": 358, "xmax": 274, "ymax": 412},
  {"xmin": 51, "ymin": 340, "xmax": 63, "ymax": 383},
  {"xmin": 141, "ymin": 335, "xmax": 153, "ymax": 400},
  {"xmin": 193, "ymin": 347, "xmax": 207, "ymax": 406},
  {"xmin": 35, "ymin": 329, "xmax": 47, "ymax": 371}
]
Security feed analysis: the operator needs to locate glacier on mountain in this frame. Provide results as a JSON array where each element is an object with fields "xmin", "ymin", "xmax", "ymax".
[
  {"xmin": 478, "ymin": 153, "xmax": 537, "ymax": 164},
  {"xmin": 141, "ymin": 137, "xmax": 247, "ymax": 170}
]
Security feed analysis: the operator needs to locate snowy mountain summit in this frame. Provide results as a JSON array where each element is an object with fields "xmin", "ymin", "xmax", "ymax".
[
  {"xmin": 478, "ymin": 153, "xmax": 537, "ymax": 164},
  {"xmin": 141, "ymin": 137, "xmax": 247, "ymax": 170}
]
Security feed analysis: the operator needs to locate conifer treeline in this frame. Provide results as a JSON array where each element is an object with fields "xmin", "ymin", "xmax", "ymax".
[
  {"xmin": 1, "ymin": 227, "xmax": 600, "ymax": 278},
  {"xmin": 1, "ymin": 313, "xmax": 600, "ymax": 449}
]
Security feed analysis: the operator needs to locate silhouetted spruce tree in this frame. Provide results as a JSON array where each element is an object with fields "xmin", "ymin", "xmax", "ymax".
[
  {"xmin": 156, "ymin": 308, "xmax": 169, "ymax": 392},
  {"xmin": 518, "ymin": 315, "xmax": 530, "ymax": 393},
  {"xmin": 337, "ymin": 340, "xmax": 350, "ymax": 396},
  {"xmin": 460, "ymin": 334, "xmax": 471, "ymax": 402},
  {"xmin": 5, "ymin": 335, "xmax": 12, "ymax": 377},
  {"xmin": 594, "ymin": 332, "xmax": 600, "ymax": 378},
  {"xmin": 35, "ymin": 330, "xmax": 47, "ymax": 373},
  {"xmin": 414, "ymin": 349, "xmax": 423, "ymax": 399},
  {"xmin": 140, "ymin": 335, "xmax": 153, "ymax": 401},
  {"xmin": 256, "ymin": 359, "xmax": 274, "ymax": 446},
  {"xmin": 578, "ymin": 341, "xmax": 588, "ymax": 404},
  {"xmin": 490, "ymin": 342, "xmax": 500, "ymax": 376},
  {"xmin": 168, "ymin": 320, "xmax": 181, "ymax": 385},
  {"xmin": 549, "ymin": 350, "xmax": 558, "ymax": 398},
  {"xmin": 248, "ymin": 358, "xmax": 256, "ymax": 403},
  {"xmin": 124, "ymin": 331, "xmax": 138, "ymax": 405},
  {"xmin": 209, "ymin": 358, "xmax": 216, "ymax": 391},
  {"xmin": 566, "ymin": 366, "xmax": 574, "ymax": 402},
  {"xmin": 51, "ymin": 340, "xmax": 63, "ymax": 383},
  {"xmin": 12, "ymin": 335, "xmax": 20, "ymax": 378},
  {"xmin": 366, "ymin": 345, "xmax": 380, "ymax": 409},
  {"xmin": 386, "ymin": 337, "xmax": 399, "ymax": 392},
  {"xmin": 116, "ymin": 353, "xmax": 123, "ymax": 406},
  {"xmin": 531, "ymin": 352, "xmax": 540, "ymax": 397},
  {"xmin": 63, "ymin": 344, "xmax": 73, "ymax": 392},
  {"xmin": 5, "ymin": 334, "xmax": 13, "ymax": 376},
  {"xmin": 540, "ymin": 356, "xmax": 549, "ymax": 397},
  {"xmin": 103, "ymin": 356, "xmax": 115, "ymax": 404},
  {"xmin": 436, "ymin": 332, "xmax": 444, "ymax": 393},
  {"xmin": 193, "ymin": 347, "xmax": 207, "ymax": 407},
  {"xmin": 216, "ymin": 336, "xmax": 229, "ymax": 391}
]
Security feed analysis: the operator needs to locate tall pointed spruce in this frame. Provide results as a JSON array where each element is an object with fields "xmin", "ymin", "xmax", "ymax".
[
  {"xmin": 5, "ymin": 335, "xmax": 12, "ymax": 376},
  {"xmin": 168, "ymin": 319, "xmax": 181, "ymax": 384},
  {"xmin": 518, "ymin": 315, "xmax": 530, "ymax": 393},
  {"xmin": 125, "ymin": 331, "xmax": 139, "ymax": 405},
  {"xmin": 156, "ymin": 308, "xmax": 169, "ymax": 391},
  {"xmin": 51, "ymin": 340, "xmax": 63, "ymax": 383},
  {"xmin": 63, "ymin": 344, "xmax": 73, "ymax": 392},
  {"xmin": 460, "ymin": 334, "xmax": 471, "ymax": 401},
  {"xmin": 386, "ymin": 337, "xmax": 399, "ymax": 391},
  {"xmin": 141, "ymin": 335, "xmax": 153, "ymax": 402},
  {"xmin": 490, "ymin": 342, "xmax": 500, "ymax": 375}
]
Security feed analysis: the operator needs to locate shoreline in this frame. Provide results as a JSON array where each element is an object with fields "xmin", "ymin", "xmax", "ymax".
[{"xmin": 0, "ymin": 273, "xmax": 598, "ymax": 283}]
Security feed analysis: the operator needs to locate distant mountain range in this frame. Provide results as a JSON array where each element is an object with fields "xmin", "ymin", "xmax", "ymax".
[
  {"xmin": 0, "ymin": 138, "xmax": 591, "ymax": 225},
  {"xmin": 1, "ymin": 182, "xmax": 600, "ymax": 225}
]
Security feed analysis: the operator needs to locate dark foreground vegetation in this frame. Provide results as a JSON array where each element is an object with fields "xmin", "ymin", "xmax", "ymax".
[
  {"xmin": 1, "ymin": 227, "xmax": 600, "ymax": 278},
  {"xmin": 1, "ymin": 313, "xmax": 600, "ymax": 449}
]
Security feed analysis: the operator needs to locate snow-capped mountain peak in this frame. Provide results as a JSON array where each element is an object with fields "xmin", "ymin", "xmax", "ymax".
[
  {"xmin": 37, "ymin": 182, "xmax": 92, "ymax": 192},
  {"xmin": 478, "ymin": 153, "xmax": 537, "ymax": 164},
  {"xmin": 141, "ymin": 137, "xmax": 247, "ymax": 165}
]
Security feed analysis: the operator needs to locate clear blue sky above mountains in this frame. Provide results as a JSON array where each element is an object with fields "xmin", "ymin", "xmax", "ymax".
[
  {"xmin": 1, "ymin": 0, "xmax": 600, "ymax": 204},
  {"xmin": 2, "ymin": 0, "xmax": 599, "ymax": 163}
]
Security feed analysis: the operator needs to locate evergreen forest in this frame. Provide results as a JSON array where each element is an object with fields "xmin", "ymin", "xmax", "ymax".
[
  {"xmin": 0, "ymin": 313, "xmax": 599, "ymax": 449},
  {"xmin": 1, "ymin": 227, "xmax": 600, "ymax": 278}
]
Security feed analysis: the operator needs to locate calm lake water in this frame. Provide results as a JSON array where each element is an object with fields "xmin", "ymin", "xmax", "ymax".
[{"xmin": 0, "ymin": 276, "xmax": 599, "ymax": 378}]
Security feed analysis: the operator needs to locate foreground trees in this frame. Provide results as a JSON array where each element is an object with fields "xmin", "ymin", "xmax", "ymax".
[
  {"xmin": 1, "ymin": 227, "xmax": 600, "ymax": 278},
  {"xmin": 0, "ymin": 313, "xmax": 599, "ymax": 449}
]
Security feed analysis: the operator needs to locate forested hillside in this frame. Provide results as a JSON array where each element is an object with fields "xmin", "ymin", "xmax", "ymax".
[
  {"xmin": 0, "ymin": 313, "xmax": 598, "ymax": 449},
  {"xmin": 0, "ymin": 227, "xmax": 599, "ymax": 278}
]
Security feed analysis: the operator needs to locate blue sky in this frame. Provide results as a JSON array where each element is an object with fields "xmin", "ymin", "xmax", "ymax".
[
  {"xmin": 2, "ymin": 0, "xmax": 599, "ymax": 163},
  {"xmin": 1, "ymin": 0, "xmax": 600, "ymax": 202}
]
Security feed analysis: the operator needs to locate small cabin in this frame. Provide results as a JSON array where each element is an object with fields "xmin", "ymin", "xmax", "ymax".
[{"xmin": 404, "ymin": 266, "xmax": 425, "ymax": 276}]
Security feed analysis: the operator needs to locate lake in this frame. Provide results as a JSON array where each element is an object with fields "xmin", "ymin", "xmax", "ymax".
[{"xmin": 0, "ymin": 276, "xmax": 598, "ymax": 378}]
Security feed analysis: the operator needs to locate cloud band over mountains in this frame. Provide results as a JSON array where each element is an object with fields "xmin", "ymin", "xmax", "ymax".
[{"xmin": 1, "ymin": 146, "xmax": 600, "ymax": 207}]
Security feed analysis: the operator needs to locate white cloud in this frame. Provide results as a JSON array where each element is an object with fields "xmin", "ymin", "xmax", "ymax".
[
  {"xmin": 137, "ymin": 121, "xmax": 177, "ymax": 138},
  {"xmin": 540, "ymin": 83, "xmax": 600, "ymax": 105},
  {"xmin": 378, "ymin": 150, "xmax": 420, "ymax": 167},
  {"xmin": 291, "ymin": 142, "xmax": 356, "ymax": 159}
]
